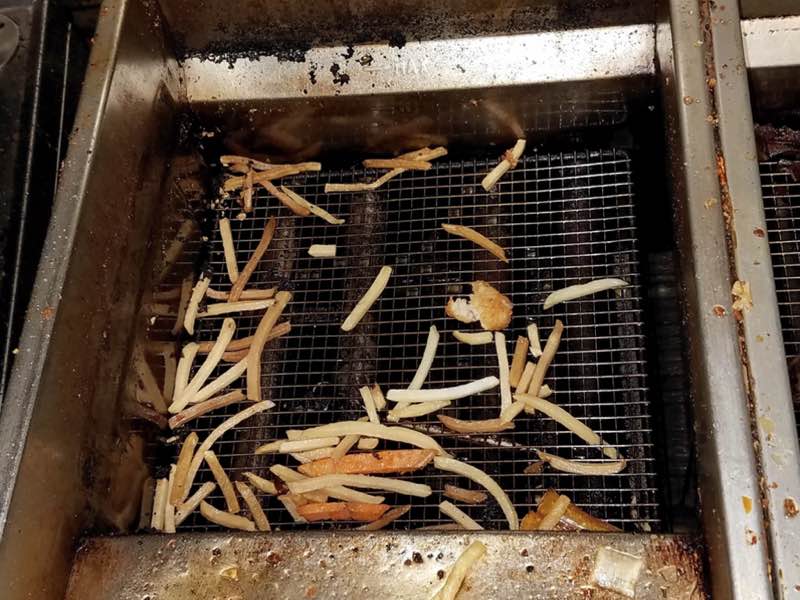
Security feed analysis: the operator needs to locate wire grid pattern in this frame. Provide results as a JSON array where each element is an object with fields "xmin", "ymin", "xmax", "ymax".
[
  {"xmin": 171, "ymin": 150, "xmax": 658, "ymax": 532},
  {"xmin": 759, "ymin": 160, "xmax": 800, "ymax": 436}
]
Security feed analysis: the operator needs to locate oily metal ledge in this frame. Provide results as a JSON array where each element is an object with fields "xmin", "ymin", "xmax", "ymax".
[
  {"xmin": 183, "ymin": 24, "xmax": 654, "ymax": 103},
  {"xmin": 65, "ymin": 532, "xmax": 706, "ymax": 600},
  {"xmin": 710, "ymin": 2, "xmax": 800, "ymax": 598}
]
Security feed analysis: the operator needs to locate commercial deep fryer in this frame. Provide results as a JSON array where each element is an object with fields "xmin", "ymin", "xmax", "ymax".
[{"xmin": 1, "ymin": 0, "xmax": 800, "ymax": 598}]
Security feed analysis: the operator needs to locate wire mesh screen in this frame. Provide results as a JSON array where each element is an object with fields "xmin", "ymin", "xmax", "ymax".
[
  {"xmin": 162, "ymin": 149, "xmax": 658, "ymax": 532},
  {"xmin": 760, "ymin": 160, "xmax": 800, "ymax": 436}
]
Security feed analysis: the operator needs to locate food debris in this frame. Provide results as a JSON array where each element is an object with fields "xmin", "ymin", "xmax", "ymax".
[
  {"xmin": 219, "ymin": 566, "xmax": 239, "ymax": 581},
  {"xmin": 742, "ymin": 495, "xmax": 753, "ymax": 514},
  {"xmin": 784, "ymin": 497, "xmax": 799, "ymax": 518},
  {"xmin": 732, "ymin": 280, "xmax": 753, "ymax": 313},
  {"xmin": 712, "ymin": 304, "xmax": 727, "ymax": 317}
]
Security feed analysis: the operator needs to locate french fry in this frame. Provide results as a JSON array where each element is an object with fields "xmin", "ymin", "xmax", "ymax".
[
  {"xmin": 228, "ymin": 217, "xmax": 276, "ymax": 302},
  {"xmin": 167, "ymin": 389, "xmax": 245, "ymax": 429},
  {"xmin": 247, "ymin": 291, "xmax": 292, "ymax": 401},
  {"xmin": 184, "ymin": 276, "xmax": 210, "ymax": 335},
  {"xmin": 441, "ymin": 223, "xmax": 508, "ymax": 263},
  {"xmin": 181, "ymin": 401, "xmax": 274, "ymax": 502},
  {"xmin": 357, "ymin": 504, "xmax": 411, "ymax": 531},
  {"xmin": 439, "ymin": 500, "xmax": 482, "ymax": 530},
  {"xmin": 170, "ymin": 432, "xmax": 199, "ymax": 506},
  {"xmin": 508, "ymin": 336, "xmax": 529, "ymax": 387},
  {"xmin": 297, "ymin": 449, "xmax": 436, "ymax": 477},
  {"xmin": 204, "ymin": 450, "xmax": 240, "ymax": 513},
  {"xmin": 297, "ymin": 502, "xmax": 390, "ymax": 522},
  {"xmin": 235, "ymin": 481, "xmax": 270, "ymax": 531},
  {"xmin": 341, "ymin": 266, "xmax": 392, "ymax": 331},
  {"xmin": 199, "ymin": 501, "xmax": 255, "ymax": 531},
  {"xmin": 437, "ymin": 414, "xmax": 515, "ymax": 434},
  {"xmin": 219, "ymin": 218, "xmax": 239, "ymax": 283}
]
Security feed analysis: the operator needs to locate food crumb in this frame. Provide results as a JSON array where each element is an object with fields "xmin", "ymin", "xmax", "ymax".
[
  {"xmin": 742, "ymin": 496, "xmax": 753, "ymax": 514},
  {"xmin": 437, "ymin": 570, "xmax": 446, "ymax": 579},
  {"xmin": 412, "ymin": 552, "xmax": 423, "ymax": 564},
  {"xmin": 753, "ymin": 227, "xmax": 765, "ymax": 238},
  {"xmin": 40, "ymin": 306, "xmax": 54, "ymax": 320},
  {"xmin": 403, "ymin": 559, "xmax": 412, "ymax": 567},
  {"xmin": 784, "ymin": 498, "xmax": 799, "ymax": 518},
  {"xmin": 712, "ymin": 304, "xmax": 727, "ymax": 317},
  {"xmin": 305, "ymin": 585, "xmax": 318, "ymax": 598}
]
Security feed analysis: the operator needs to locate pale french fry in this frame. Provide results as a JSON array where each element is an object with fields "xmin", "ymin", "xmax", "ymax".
[
  {"xmin": 167, "ymin": 389, "xmax": 245, "ymax": 429},
  {"xmin": 229, "ymin": 217, "xmax": 276, "ymax": 302},
  {"xmin": 508, "ymin": 336, "xmax": 529, "ymax": 387},
  {"xmin": 495, "ymin": 332, "xmax": 512, "ymax": 412},
  {"xmin": 235, "ymin": 481, "xmax": 271, "ymax": 531},
  {"xmin": 308, "ymin": 244, "xmax": 336, "ymax": 257},
  {"xmin": 247, "ymin": 291, "xmax": 292, "ymax": 401},
  {"xmin": 452, "ymin": 330, "xmax": 493, "ymax": 345},
  {"xmin": 243, "ymin": 472, "xmax": 278, "ymax": 495},
  {"xmin": 438, "ymin": 500, "xmax": 482, "ymax": 530},
  {"xmin": 204, "ymin": 450, "xmax": 240, "ymax": 513},
  {"xmin": 432, "ymin": 541, "xmax": 487, "ymax": 600},
  {"xmin": 360, "ymin": 386, "xmax": 380, "ymax": 425},
  {"xmin": 181, "ymin": 401, "xmax": 275, "ymax": 502},
  {"xmin": 199, "ymin": 501, "xmax": 255, "ymax": 531},
  {"xmin": 170, "ymin": 432, "xmax": 199, "ymax": 506},
  {"xmin": 175, "ymin": 482, "xmax": 216, "ymax": 526},
  {"xmin": 434, "ymin": 457, "xmax": 518, "ymax": 530},
  {"xmin": 198, "ymin": 299, "xmax": 274, "ymax": 318},
  {"xmin": 341, "ymin": 266, "xmax": 392, "ymax": 331},
  {"xmin": 528, "ymin": 320, "xmax": 563, "ymax": 398},
  {"xmin": 184, "ymin": 276, "xmax": 210, "ymax": 335},
  {"xmin": 481, "ymin": 139, "xmax": 526, "ymax": 191},
  {"xmin": 441, "ymin": 223, "xmax": 508, "ymax": 263},
  {"xmin": 171, "ymin": 318, "xmax": 236, "ymax": 414},
  {"xmin": 219, "ymin": 218, "xmax": 239, "ymax": 283},
  {"xmin": 387, "ymin": 376, "xmax": 498, "ymax": 403}
]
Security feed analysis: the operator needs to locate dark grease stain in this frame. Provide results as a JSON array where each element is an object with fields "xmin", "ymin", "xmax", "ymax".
[
  {"xmin": 308, "ymin": 62, "xmax": 318, "ymax": 84},
  {"xmin": 358, "ymin": 54, "xmax": 374, "ymax": 66},
  {"xmin": 330, "ymin": 63, "xmax": 350, "ymax": 86},
  {"xmin": 341, "ymin": 45, "xmax": 355, "ymax": 59}
]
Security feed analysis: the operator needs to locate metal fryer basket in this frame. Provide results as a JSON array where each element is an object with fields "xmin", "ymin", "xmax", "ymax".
[{"xmin": 147, "ymin": 149, "xmax": 660, "ymax": 532}]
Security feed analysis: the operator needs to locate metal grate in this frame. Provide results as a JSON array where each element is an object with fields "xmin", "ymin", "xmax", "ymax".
[
  {"xmin": 760, "ymin": 160, "xmax": 800, "ymax": 436},
  {"xmin": 155, "ymin": 149, "xmax": 659, "ymax": 532}
]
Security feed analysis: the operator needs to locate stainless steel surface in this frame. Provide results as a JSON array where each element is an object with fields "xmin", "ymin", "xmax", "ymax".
[
  {"xmin": 158, "ymin": 151, "xmax": 659, "ymax": 532},
  {"xmin": 184, "ymin": 25, "xmax": 654, "ymax": 102},
  {"xmin": 742, "ymin": 16, "xmax": 800, "ymax": 70},
  {"xmin": 65, "ymin": 531, "xmax": 706, "ymax": 599},
  {"xmin": 656, "ymin": 0, "xmax": 772, "ymax": 597},
  {"xmin": 160, "ymin": 0, "xmax": 656, "ymax": 57},
  {"xmin": 762, "ymin": 162, "xmax": 800, "ymax": 435},
  {"xmin": 0, "ymin": 0, "xmax": 184, "ymax": 597},
  {"xmin": 1, "ymin": 0, "xmax": 788, "ymax": 596},
  {"xmin": 710, "ymin": 2, "xmax": 800, "ymax": 596},
  {"xmin": 0, "ymin": 15, "xmax": 20, "ymax": 70},
  {"xmin": 742, "ymin": 16, "xmax": 800, "ymax": 124}
]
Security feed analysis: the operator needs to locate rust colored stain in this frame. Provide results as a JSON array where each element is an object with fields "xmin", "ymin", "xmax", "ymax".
[
  {"xmin": 712, "ymin": 304, "xmax": 727, "ymax": 317},
  {"xmin": 305, "ymin": 584, "xmax": 318, "ymax": 598},
  {"xmin": 742, "ymin": 496, "xmax": 753, "ymax": 514},
  {"xmin": 784, "ymin": 498, "xmax": 799, "ymax": 518},
  {"xmin": 753, "ymin": 227, "xmax": 765, "ymax": 238},
  {"xmin": 40, "ymin": 306, "xmax": 54, "ymax": 320}
]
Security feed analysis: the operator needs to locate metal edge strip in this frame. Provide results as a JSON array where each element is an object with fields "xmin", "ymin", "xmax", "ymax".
[
  {"xmin": 742, "ymin": 15, "xmax": 800, "ymax": 70},
  {"xmin": 709, "ymin": 3, "xmax": 800, "ymax": 598},
  {"xmin": 659, "ymin": 0, "xmax": 773, "ymax": 597},
  {"xmin": 65, "ymin": 531, "xmax": 706, "ymax": 599},
  {"xmin": 0, "ymin": 0, "xmax": 128, "ymax": 536},
  {"xmin": 183, "ymin": 24, "xmax": 655, "ymax": 102}
]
